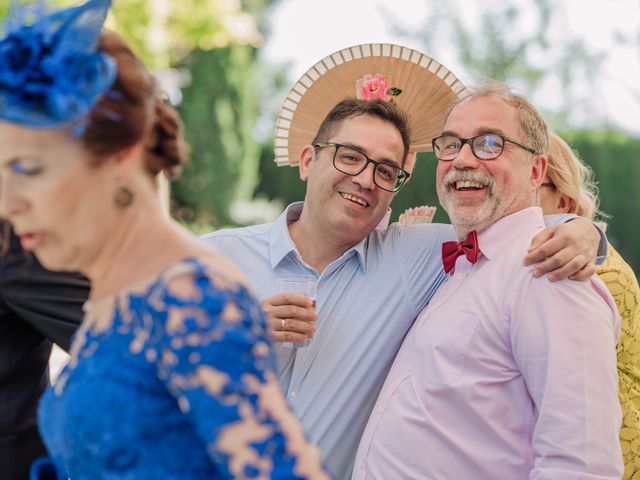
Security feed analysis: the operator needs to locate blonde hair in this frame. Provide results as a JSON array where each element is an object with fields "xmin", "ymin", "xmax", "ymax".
[{"xmin": 546, "ymin": 132, "xmax": 608, "ymax": 224}]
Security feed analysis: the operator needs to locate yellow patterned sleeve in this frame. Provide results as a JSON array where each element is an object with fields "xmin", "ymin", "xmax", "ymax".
[{"xmin": 596, "ymin": 244, "xmax": 640, "ymax": 479}]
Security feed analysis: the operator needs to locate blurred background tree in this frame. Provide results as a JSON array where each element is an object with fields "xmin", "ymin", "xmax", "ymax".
[
  {"xmin": 174, "ymin": 43, "xmax": 260, "ymax": 226},
  {"xmin": 105, "ymin": 0, "xmax": 278, "ymax": 227}
]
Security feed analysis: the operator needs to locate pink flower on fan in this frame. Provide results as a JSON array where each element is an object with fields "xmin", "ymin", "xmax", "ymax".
[{"xmin": 356, "ymin": 73, "xmax": 391, "ymax": 101}]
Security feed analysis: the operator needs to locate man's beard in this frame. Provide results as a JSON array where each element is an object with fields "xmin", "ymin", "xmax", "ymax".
[{"xmin": 438, "ymin": 169, "xmax": 528, "ymax": 235}]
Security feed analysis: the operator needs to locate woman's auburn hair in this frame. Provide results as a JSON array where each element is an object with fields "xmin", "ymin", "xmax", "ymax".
[{"xmin": 82, "ymin": 31, "xmax": 189, "ymax": 178}]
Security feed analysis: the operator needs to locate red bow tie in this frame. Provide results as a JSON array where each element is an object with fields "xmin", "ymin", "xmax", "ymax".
[{"xmin": 442, "ymin": 230, "xmax": 480, "ymax": 273}]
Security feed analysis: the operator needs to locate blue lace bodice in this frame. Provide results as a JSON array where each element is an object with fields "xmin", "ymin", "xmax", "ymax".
[{"xmin": 37, "ymin": 258, "xmax": 328, "ymax": 479}]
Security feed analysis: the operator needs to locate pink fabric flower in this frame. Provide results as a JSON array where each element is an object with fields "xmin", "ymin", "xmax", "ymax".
[{"xmin": 356, "ymin": 73, "xmax": 391, "ymax": 101}]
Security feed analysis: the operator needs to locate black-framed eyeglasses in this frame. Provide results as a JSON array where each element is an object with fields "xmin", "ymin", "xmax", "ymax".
[
  {"xmin": 431, "ymin": 133, "xmax": 536, "ymax": 161},
  {"xmin": 314, "ymin": 142, "xmax": 410, "ymax": 192}
]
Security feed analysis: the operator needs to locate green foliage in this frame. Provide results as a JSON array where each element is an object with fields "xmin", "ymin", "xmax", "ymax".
[
  {"xmin": 561, "ymin": 130, "xmax": 640, "ymax": 276},
  {"xmin": 107, "ymin": 0, "xmax": 155, "ymax": 66},
  {"xmin": 254, "ymin": 139, "xmax": 307, "ymax": 206},
  {"xmin": 107, "ymin": 0, "xmax": 260, "ymax": 69},
  {"xmin": 173, "ymin": 44, "xmax": 259, "ymax": 225}
]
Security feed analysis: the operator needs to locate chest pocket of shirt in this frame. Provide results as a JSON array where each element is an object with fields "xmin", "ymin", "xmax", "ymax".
[{"xmin": 411, "ymin": 313, "xmax": 480, "ymax": 386}]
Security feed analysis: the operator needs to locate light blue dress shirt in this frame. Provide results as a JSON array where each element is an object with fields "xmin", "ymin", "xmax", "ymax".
[
  {"xmin": 204, "ymin": 203, "xmax": 452, "ymax": 479},
  {"xmin": 203, "ymin": 202, "xmax": 606, "ymax": 479}
]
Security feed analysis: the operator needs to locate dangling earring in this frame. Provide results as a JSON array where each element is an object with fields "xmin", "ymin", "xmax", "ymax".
[{"xmin": 114, "ymin": 184, "xmax": 134, "ymax": 209}]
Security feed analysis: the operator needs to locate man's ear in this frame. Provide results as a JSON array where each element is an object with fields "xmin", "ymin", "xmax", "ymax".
[
  {"xmin": 298, "ymin": 145, "xmax": 315, "ymax": 181},
  {"xmin": 404, "ymin": 151, "xmax": 417, "ymax": 176},
  {"xmin": 531, "ymin": 154, "xmax": 548, "ymax": 191}
]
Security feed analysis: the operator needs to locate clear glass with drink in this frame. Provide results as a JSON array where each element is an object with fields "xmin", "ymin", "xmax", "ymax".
[{"xmin": 277, "ymin": 275, "xmax": 317, "ymax": 348}]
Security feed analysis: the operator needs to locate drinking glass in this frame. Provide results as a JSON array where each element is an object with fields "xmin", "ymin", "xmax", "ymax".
[{"xmin": 277, "ymin": 275, "xmax": 317, "ymax": 348}]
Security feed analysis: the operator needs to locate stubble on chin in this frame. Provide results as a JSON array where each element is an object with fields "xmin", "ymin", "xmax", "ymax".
[{"xmin": 440, "ymin": 192, "xmax": 500, "ymax": 239}]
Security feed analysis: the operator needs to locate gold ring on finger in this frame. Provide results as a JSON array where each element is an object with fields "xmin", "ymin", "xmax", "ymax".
[{"xmin": 280, "ymin": 319, "xmax": 286, "ymax": 331}]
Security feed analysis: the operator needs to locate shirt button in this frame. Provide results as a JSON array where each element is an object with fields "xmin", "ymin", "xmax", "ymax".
[
  {"xmin": 290, "ymin": 390, "xmax": 297, "ymax": 399},
  {"xmin": 455, "ymin": 273, "xmax": 464, "ymax": 280}
]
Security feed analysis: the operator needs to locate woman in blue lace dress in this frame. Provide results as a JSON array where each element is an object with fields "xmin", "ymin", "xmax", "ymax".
[{"xmin": 0, "ymin": 1, "xmax": 329, "ymax": 478}]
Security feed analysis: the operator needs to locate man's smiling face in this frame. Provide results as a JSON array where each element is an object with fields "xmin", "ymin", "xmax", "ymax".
[
  {"xmin": 300, "ymin": 114, "xmax": 404, "ymax": 246},
  {"xmin": 436, "ymin": 94, "xmax": 542, "ymax": 237}
]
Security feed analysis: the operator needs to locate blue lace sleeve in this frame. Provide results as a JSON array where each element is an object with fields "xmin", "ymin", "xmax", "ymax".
[{"xmin": 143, "ymin": 262, "xmax": 329, "ymax": 479}]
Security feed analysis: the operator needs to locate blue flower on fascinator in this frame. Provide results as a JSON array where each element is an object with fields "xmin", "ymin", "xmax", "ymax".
[{"xmin": 0, "ymin": 0, "xmax": 117, "ymax": 134}]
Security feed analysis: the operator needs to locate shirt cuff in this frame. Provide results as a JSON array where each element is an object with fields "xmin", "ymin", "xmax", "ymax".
[{"xmin": 544, "ymin": 213, "xmax": 608, "ymax": 265}]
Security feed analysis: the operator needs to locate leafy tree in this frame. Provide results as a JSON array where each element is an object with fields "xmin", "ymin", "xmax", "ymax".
[
  {"xmin": 108, "ymin": 0, "xmax": 262, "ymax": 69},
  {"xmin": 563, "ymin": 130, "xmax": 640, "ymax": 275},
  {"xmin": 168, "ymin": 0, "xmax": 283, "ymax": 225},
  {"xmin": 173, "ymin": 44, "xmax": 259, "ymax": 226}
]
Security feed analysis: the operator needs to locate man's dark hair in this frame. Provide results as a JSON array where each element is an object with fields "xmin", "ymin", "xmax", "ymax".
[{"xmin": 311, "ymin": 99, "xmax": 411, "ymax": 165}]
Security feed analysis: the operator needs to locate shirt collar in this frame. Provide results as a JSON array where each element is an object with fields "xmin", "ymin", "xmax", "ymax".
[
  {"xmin": 343, "ymin": 234, "xmax": 369, "ymax": 273},
  {"xmin": 269, "ymin": 201, "xmax": 369, "ymax": 272},
  {"xmin": 269, "ymin": 202, "xmax": 303, "ymax": 268},
  {"xmin": 476, "ymin": 206, "xmax": 545, "ymax": 262}
]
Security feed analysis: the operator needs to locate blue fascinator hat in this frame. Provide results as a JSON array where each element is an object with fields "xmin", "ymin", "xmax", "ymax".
[{"xmin": 0, "ymin": 0, "xmax": 116, "ymax": 133}]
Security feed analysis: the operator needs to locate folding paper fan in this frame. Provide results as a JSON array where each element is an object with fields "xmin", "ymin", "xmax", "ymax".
[{"xmin": 274, "ymin": 43, "xmax": 469, "ymax": 167}]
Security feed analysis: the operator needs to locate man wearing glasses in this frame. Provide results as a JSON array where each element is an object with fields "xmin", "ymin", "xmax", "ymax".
[
  {"xmin": 205, "ymin": 97, "xmax": 607, "ymax": 478},
  {"xmin": 353, "ymin": 84, "xmax": 623, "ymax": 479}
]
